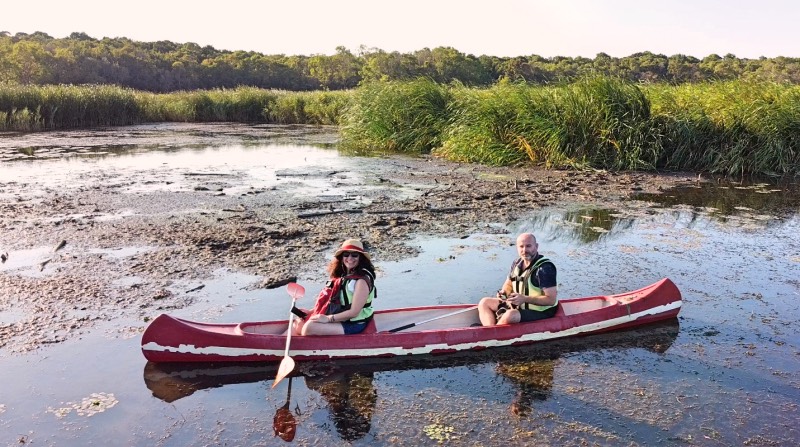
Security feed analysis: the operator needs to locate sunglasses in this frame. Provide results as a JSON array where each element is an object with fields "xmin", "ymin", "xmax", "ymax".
[{"xmin": 341, "ymin": 251, "xmax": 361, "ymax": 258}]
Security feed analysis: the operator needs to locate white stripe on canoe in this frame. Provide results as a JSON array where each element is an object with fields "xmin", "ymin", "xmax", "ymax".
[{"xmin": 142, "ymin": 301, "xmax": 681, "ymax": 360}]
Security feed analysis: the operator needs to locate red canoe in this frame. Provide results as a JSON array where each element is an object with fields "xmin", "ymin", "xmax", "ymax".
[{"xmin": 141, "ymin": 278, "xmax": 681, "ymax": 363}]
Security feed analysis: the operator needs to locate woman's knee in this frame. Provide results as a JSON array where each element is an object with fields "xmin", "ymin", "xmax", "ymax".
[{"xmin": 300, "ymin": 321, "xmax": 316, "ymax": 336}]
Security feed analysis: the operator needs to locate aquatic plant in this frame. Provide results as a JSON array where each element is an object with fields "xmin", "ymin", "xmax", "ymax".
[{"xmin": 339, "ymin": 78, "xmax": 451, "ymax": 154}]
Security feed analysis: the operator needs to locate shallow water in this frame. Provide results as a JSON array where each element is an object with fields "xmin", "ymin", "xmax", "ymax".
[{"xmin": 1, "ymin": 125, "xmax": 799, "ymax": 446}]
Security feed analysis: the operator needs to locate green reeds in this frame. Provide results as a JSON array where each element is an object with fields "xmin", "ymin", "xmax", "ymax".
[
  {"xmin": 268, "ymin": 90, "xmax": 351, "ymax": 125},
  {"xmin": 647, "ymin": 81, "xmax": 800, "ymax": 177},
  {"xmin": 339, "ymin": 78, "xmax": 451, "ymax": 154},
  {"xmin": 0, "ymin": 85, "xmax": 353, "ymax": 129},
  {"xmin": 438, "ymin": 77, "xmax": 661, "ymax": 170},
  {"xmin": 408, "ymin": 77, "xmax": 799, "ymax": 177},
  {"xmin": 0, "ymin": 84, "xmax": 141, "ymax": 130}
]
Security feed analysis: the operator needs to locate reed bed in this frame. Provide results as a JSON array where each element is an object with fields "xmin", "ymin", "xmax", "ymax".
[
  {"xmin": 0, "ymin": 85, "xmax": 352, "ymax": 130},
  {"xmin": 0, "ymin": 84, "xmax": 141, "ymax": 130},
  {"xmin": 338, "ymin": 79, "xmax": 451, "ymax": 154},
  {"xmin": 437, "ymin": 78, "xmax": 661, "ymax": 170},
  {"xmin": 646, "ymin": 81, "xmax": 800, "ymax": 177},
  {"xmin": 2, "ymin": 79, "xmax": 798, "ymax": 178}
]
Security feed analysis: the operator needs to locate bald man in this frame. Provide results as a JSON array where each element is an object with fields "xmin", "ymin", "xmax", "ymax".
[{"xmin": 477, "ymin": 233, "xmax": 558, "ymax": 326}]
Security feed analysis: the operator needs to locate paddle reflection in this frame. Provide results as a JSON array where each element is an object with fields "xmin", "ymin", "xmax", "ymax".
[
  {"xmin": 273, "ymin": 377, "xmax": 297, "ymax": 442},
  {"xmin": 305, "ymin": 371, "xmax": 377, "ymax": 442}
]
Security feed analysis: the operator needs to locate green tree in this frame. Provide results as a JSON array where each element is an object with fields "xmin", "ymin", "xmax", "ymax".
[{"xmin": 308, "ymin": 46, "xmax": 361, "ymax": 90}]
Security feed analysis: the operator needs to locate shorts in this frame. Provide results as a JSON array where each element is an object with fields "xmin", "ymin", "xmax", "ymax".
[
  {"xmin": 519, "ymin": 306, "xmax": 558, "ymax": 323},
  {"xmin": 341, "ymin": 320, "xmax": 369, "ymax": 335}
]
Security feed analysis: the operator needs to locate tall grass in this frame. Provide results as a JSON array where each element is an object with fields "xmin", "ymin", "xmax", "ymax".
[
  {"xmin": 268, "ymin": 90, "xmax": 351, "ymax": 125},
  {"xmin": 0, "ymin": 85, "xmax": 352, "ymax": 130},
  {"xmin": 438, "ymin": 77, "xmax": 661, "ymax": 169},
  {"xmin": 339, "ymin": 78, "xmax": 451, "ymax": 154},
  {"xmin": 647, "ymin": 81, "xmax": 800, "ymax": 177},
  {"xmin": 0, "ymin": 84, "xmax": 141, "ymax": 130}
]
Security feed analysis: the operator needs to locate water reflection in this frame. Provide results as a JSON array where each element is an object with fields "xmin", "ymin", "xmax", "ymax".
[
  {"xmin": 143, "ymin": 321, "xmax": 678, "ymax": 441},
  {"xmin": 273, "ymin": 377, "xmax": 298, "ymax": 442},
  {"xmin": 633, "ymin": 180, "xmax": 800, "ymax": 218},
  {"xmin": 305, "ymin": 371, "xmax": 377, "ymax": 442},
  {"xmin": 538, "ymin": 207, "xmax": 636, "ymax": 244},
  {"xmin": 496, "ymin": 358, "xmax": 556, "ymax": 418},
  {"xmin": 519, "ymin": 182, "xmax": 799, "ymax": 247}
]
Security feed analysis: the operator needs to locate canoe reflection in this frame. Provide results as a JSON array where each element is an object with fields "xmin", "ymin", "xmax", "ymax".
[{"xmin": 143, "ymin": 319, "xmax": 679, "ymax": 435}]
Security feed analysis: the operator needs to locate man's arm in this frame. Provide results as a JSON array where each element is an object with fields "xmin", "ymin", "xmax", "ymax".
[{"xmin": 499, "ymin": 278, "xmax": 513, "ymax": 297}]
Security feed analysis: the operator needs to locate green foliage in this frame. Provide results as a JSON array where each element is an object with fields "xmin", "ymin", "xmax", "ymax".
[
  {"xmin": 5, "ymin": 32, "xmax": 800, "ymax": 94},
  {"xmin": 2, "ymin": 75, "xmax": 799, "ymax": 178},
  {"xmin": 347, "ymin": 77, "xmax": 800, "ymax": 177},
  {"xmin": 436, "ymin": 83, "xmax": 537, "ymax": 165},
  {"xmin": 647, "ymin": 81, "xmax": 800, "ymax": 176},
  {"xmin": 438, "ymin": 78, "xmax": 661, "ymax": 170},
  {"xmin": 339, "ymin": 78, "xmax": 451, "ymax": 154},
  {"xmin": 269, "ymin": 90, "xmax": 351, "ymax": 125},
  {"xmin": 0, "ymin": 84, "xmax": 140, "ymax": 130},
  {"xmin": 0, "ymin": 84, "xmax": 352, "ymax": 129}
]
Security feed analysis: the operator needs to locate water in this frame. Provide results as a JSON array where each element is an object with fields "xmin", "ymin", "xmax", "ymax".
[{"xmin": 1, "ymin": 124, "xmax": 799, "ymax": 446}]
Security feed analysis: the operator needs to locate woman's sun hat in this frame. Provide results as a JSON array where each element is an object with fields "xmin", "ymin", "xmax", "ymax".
[{"xmin": 333, "ymin": 239, "xmax": 370, "ymax": 261}]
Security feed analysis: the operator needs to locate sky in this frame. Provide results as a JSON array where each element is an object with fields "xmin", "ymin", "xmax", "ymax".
[{"xmin": 4, "ymin": 0, "xmax": 799, "ymax": 59}]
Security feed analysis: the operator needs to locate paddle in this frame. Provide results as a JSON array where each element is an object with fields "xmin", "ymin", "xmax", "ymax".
[
  {"xmin": 385, "ymin": 305, "xmax": 479, "ymax": 333},
  {"xmin": 273, "ymin": 377, "xmax": 297, "ymax": 441},
  {"xmin": 272, "ymin": 282, "xmax": 306, "ymax": 388}
]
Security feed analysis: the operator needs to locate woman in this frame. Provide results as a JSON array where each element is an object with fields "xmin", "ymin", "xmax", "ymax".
[{"xmin": 295, "ymin": 239, "xmax": 376, "ymax": 336}]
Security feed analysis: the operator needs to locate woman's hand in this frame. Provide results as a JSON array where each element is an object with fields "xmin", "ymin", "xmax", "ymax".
[{"xmin": 309, "ymin": 314, "xmax": 333, "ymax": 324}]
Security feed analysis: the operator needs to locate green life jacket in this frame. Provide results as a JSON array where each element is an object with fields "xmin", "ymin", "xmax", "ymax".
[
  {"xmin": 509, "ymin": 256, "xmax": 557, "ymax": 312},
  {"xmin": 337, "ymin": 268, "xmax": 375, "ymax": 323}
]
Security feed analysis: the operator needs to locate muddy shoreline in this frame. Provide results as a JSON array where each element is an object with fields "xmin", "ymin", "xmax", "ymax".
[{"xmin": 0, "ymin": 124, "xmax": 699, "ymax": 353}]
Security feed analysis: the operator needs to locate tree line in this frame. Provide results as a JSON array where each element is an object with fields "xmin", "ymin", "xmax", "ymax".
[{"xmin": 2, "ymin": 31, "xmax": 800, "ymax": 92}]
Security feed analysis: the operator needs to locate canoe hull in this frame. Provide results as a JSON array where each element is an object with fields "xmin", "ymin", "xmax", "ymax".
[{"xmin": 142, "ymin": 278, "xmax": 681, "ymax": 363}]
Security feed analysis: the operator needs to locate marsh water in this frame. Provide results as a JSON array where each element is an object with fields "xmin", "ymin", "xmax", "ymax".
[{"xmin": 1, "ymin": 125, "xmax": 799, "ymax": 446}]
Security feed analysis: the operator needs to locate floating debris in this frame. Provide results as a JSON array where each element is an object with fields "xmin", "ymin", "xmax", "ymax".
[
  {"xmin": 38, "ymin": 258, "xmax": 52, "ymax": 271},
  {"xmin": 54, "ymin": 240, "xmax": 67, "ymax": 252},
  {"xmin": 47, "ymin": 392, "xmax": 118, "ymax": 418},
  {"xmin": 423, "ymin": 423, "xmax": 455, "ymax": 443}
]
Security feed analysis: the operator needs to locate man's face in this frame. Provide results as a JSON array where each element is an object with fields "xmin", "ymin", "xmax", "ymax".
[{"xmin": 516, "ymin": 235, "xmax": 538, "ymax": 260}]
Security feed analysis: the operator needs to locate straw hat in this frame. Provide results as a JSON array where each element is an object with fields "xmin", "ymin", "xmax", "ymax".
[{"xmin": 333, "ymin": 239, "xmax": 371, "ymax": 261}]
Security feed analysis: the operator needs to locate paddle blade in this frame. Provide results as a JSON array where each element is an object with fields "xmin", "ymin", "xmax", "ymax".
[
  {"xmin": 287, "ymin": 282, "xmax": 305, "ymax": 300},
  {"xmin": 272, "ymin": 356, "xmax": 295, "ymax": 388}
]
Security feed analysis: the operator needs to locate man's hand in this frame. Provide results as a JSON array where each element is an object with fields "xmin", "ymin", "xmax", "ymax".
[{"xmin": 506, "ymin": 292, "xmax": 525, "ymax": 307}]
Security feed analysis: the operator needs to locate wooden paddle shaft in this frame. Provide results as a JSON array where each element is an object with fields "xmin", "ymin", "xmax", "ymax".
[{"xmin": 387, "ymin": 306, "xmax": 478, "ymax": 333}]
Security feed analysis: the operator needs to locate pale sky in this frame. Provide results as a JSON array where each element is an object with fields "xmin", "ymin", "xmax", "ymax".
[{"xmin": 4, "ymin": 0, "xmax": 799, "ymax": 58}]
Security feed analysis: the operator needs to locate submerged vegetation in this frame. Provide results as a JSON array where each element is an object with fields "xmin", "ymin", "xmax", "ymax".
[{"xmin": 2, "ymin": 78, "xmax": 799, "ymax": 178}]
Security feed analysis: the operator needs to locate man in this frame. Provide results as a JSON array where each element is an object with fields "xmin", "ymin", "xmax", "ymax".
[{"xmin": 478, "ymin": 233, "xmax": 558, "ymax": 326}]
